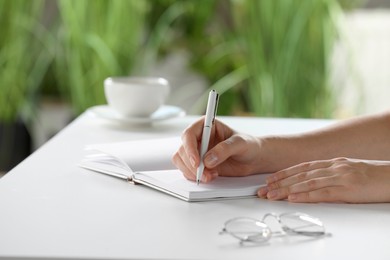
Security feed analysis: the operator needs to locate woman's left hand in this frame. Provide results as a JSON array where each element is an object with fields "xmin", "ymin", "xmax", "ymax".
[{"xmin": 258, "ymin": 157, "xmax": 390, "ymax": 203}]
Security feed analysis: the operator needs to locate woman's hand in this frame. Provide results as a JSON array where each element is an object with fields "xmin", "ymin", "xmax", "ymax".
[
  {"xmin": 258, "ymin": 157, "xmax": 390, "ymax": 203},
  {"xmin": 172, "ymin": 118, "xmax": 267, "ymax": 183}
]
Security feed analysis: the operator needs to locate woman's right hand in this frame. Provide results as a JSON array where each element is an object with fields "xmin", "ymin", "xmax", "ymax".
[{"xmin": 172, "ymin": 118, "xmax": 267, "ymax": 183}]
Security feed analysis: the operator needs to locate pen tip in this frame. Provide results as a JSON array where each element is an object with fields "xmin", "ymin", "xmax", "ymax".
[{"xmin": 196, "ymin": 180, "xmax": 200, "ymax": 185}]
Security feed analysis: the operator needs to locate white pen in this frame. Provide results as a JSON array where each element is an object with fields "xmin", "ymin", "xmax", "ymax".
[{"xmin": 196, "ymin": 89, "xmax": 219, "ymax": 185}]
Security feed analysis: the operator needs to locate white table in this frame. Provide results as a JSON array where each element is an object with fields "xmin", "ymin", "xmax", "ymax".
[{"xmin": 1, "ymin": 113, "xmax": 389, "ymax": 260}]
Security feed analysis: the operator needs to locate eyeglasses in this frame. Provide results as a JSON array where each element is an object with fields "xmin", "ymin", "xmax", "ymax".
[{"xmin": 219, "ymin": 212, "xmax": 326, "ymax": 244}]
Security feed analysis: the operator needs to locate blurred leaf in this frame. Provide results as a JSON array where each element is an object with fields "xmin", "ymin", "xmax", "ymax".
[
  {"xmin": 56, "ymin": 0, "xmax": 148, "ymax": 114},
  {"xmin": 0, "ymin": 0, "xmax": 46, "ymax": 123}
]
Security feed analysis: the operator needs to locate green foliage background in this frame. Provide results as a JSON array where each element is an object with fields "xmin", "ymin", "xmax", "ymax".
[
  {"xmin": 0, "ymin": 0, "xmax": 49, "ymax": 122},
  {"xmin": 0, "ymin": 0, "xmax": 347, "ymax": 123}
]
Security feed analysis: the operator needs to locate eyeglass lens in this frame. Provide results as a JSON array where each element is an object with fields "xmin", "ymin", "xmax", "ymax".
[
  {"xmin": 223, "ymin": 217, "xmax": 272, "ymax": 243},
  {"xmin": 279, "ymin": 212, "xmax": 325, "ymax": 236},
  {"xmin": 221, "ymin": 212, "xmax": 325, "ymax": 243}
]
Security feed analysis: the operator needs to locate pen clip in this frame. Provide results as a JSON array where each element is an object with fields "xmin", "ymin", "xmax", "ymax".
[{"xmin": 212, "ymin": 93, "xmax": 219, "ymax": 124}]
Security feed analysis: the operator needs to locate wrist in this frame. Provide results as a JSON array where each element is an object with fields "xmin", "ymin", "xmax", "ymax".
[{"xmin": 255, "ymin": 135, "xmax": 304, "ymax": 173}]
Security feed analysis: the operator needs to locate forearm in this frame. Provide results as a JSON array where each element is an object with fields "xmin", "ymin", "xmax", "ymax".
[{"xmin": 259, "ymin": 111, "xmax": 390, "ymax": 172}]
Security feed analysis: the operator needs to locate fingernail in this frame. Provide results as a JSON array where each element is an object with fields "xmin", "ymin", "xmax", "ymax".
[
  {"xmin": 266, "ymin": 175, "xmax": 277, "ymax": 184},
  {"xmin": 288, "ymin": 194, "xmax": 297, "ymax": 201},
  {"xmin": 205, "ymin": 171, "xmax": 218, "ymax": 182},
  {"xmin": 210, "ymin": 171, "xmax": 218, "ymax": 178},
  {"xmin": 267, "ymin": 190, "xmax": 278, "ymax": 199},
  {"xmin": 205, "ymin": 153, "xmax": 218, "ymax": 167},
  {"xmin": 258, "ymin": 186, "xmax": 268, "ymax": 196},
  {"xmin": 190, "ymin": 156, "xmax": 196, "ymax": 168},
  {"xmin": 267, "ymin": 183, "xmax": 276, "ymax": 190}
]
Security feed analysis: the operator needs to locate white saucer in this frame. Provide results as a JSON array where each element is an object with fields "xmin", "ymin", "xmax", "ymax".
[{"xmin": 87, "ymin": 105, "xmax": 186, "ymax": 124}]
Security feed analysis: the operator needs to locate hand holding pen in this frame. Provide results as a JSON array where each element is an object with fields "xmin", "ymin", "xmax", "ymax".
[
  {"xmin": 171, "ymin": 110, "xmax": 264, "ymax": 183},
  {"xmin": 172, "ymin": 89, "xmax": 269, "ymax": 184}
]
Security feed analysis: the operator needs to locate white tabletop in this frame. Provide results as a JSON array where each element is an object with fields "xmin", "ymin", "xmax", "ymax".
[{"xmin": 0, "ymin": 112, "xmax": 389, "ymax": 260}]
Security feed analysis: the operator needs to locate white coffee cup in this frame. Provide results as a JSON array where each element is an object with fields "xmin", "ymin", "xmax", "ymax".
[{"xmin": 104, "ymin": 77, "xmax": 170, "ymax": 117}]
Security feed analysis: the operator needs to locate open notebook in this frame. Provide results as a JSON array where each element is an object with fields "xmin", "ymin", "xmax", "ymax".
[{"xmin": 79, "ymin": 137, "xmax": 268, "ymax": 202}]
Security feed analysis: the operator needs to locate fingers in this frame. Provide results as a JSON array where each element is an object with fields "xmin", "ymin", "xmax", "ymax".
[
  {"xmin": 203, "ymin": 137, "xmax": 236, "ymax": 168},
  {"xmin": 266, "ymin": 160, "xmax": 333, "ymax": 184},
  {"xmin": 265, "ymin": 175, "xmax": 341, "ymax": 200},
  {"xmin": 178, "ymin": 117, "xmax": 231, "ymax": 167},
  {"xmin": 172, "ymin": 117, "xmax": 224, "ymax": 183},
  {"xmin": 267, "ymin": 168, "xmax": 332, "ymax": 191},
  {"xmin": 180, "ymin": 117, "xmax": 205, "ymax": 168},
  {"xmin": 258, "ymin": 159, "xmax": 347, "ymax": 202},
  {"xmin": 172, "ymin": 147, "xmax": 196, "ymax": 181},
  {"xmin": 171, "ymin": 146, "xmax": 218, "ymax": 183},
  {"xmin": 287, "ymin": 188, "xmax": 344, "ymax": 203},
  {"xmin": 173, "ymin": 117, "xmax": 249, "ymax": 181},
  {"xmin": 202, "ymin": 135, "xmax": 256, "ymax": 177}
]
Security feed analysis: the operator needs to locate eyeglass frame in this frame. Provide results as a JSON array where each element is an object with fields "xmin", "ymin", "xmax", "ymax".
[{"xmin": 219, "ymin": 212, "xmax": 327, "ymax": 244}]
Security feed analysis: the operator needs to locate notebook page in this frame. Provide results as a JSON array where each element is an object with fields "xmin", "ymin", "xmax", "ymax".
[
  {"xmin": 80, "ymin": 153, "xmax": 133, "ymax": 180},
  {"xmin": 135, "ymin": 169, "xmax": 269, "ymax": 201},
  {"xmin": 85, "ymin": 137, "xmax": 181, "ymax": 172}
]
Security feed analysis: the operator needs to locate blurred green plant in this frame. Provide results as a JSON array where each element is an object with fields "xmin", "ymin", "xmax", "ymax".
[
  {"xmin": 139, "ymin": 0, "xmax": 243, "ymax": 114},
  {"xmin": 0, "ymin": 0, "xmax": 347, "ymax": 120},
  {"xmin": 0, "ymin": 0, "xmax": 49, "ymax": 123},
  {"xmin": 55, "ymin": 0, "xmax": 148, "ymax": 115},
  {"xmin": 191, "ymin": 0, "xmax": 342, "ymax": 118},
  {"xmin": 136, "ymin": 0, "xmax": 218, "ymax": 73},
  {"xmin": 0, "ymin": 0, "xmax": 53, "ymax": 171},
  {"xmin": 240, "ymin": 0, "xmax": 341, "ymax": 117}
]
